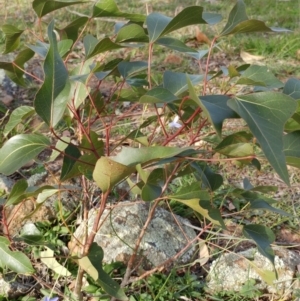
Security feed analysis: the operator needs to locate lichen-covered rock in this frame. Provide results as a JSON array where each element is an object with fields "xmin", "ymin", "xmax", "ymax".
[
  {"xmin": 207, "ymin": 247, "xmax": 300, "ymax": 296},
  {"xmin": 71, "ymin": 201, "xmax": 197, "ymax": 269}
]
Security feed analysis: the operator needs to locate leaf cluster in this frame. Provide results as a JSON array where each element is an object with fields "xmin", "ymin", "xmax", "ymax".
[{"xmin": 0, "ymin": 0, "xmax": 299, "ymax": 299}]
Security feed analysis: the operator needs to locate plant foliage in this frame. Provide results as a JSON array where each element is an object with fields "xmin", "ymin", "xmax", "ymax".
[{"xmin": 0, "ymin": 0, "xmax": 299, "ymax": 299}]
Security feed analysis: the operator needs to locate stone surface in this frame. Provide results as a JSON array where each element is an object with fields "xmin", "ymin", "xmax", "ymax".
[
  {"xmin": 71, "ymin": 201, "xmax": 197, "ymax": 269},
  {"xmin": 0, "ymin": 175, "xmax": 14, "ymax": 194},
  {"xmin": 207, "ymin": 247, "xmax": 300, "ymax": 296},
  {"xmin": 0, "ymin": 274, "xmax": 34, "ymax": 299},
  {"xmin": 4, "ymin": 199, "xmax": 55, "ymax": 236}
]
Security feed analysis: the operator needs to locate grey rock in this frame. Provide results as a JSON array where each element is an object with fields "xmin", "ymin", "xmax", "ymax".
[
  {"xmin": 72, "ymin": 201, "xmax": 197, "ymax": 269},
  {"xmin": 0, "ymin": 274, "xmax": 34, "ymax": 299},
  {"xmin": 0, "ymin": 175, "xmax": 14, "ymax": 194},
  {"xmin": 207, "ymin": 247, "xmax": 300, "ymax": 296}
]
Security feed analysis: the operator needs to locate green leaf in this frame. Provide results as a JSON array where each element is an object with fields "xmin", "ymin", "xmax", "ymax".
[
  {"xmin": 112, "ymin": 146, "xmax": 196, "ymax": 166},
  {"xmin": 141, "ymin": 168, "xmax": 164, "ymax": 201},
  {"xmin": 2, "ymin": 24, "xmax": 24, "ymax": 53},
  {"xmin": 80, "ymin": 131, "xmax": 104, "ymax": 157},
  {"xmin": 0, "ymin": 48, "xmax": 35, "ymax": 86},
  {"xmin": 118, "ymin": 61, "xmax": 148, "ymax": 78},
  {"xmin": 147, "ymin": 6, "xmax": 206, "ymax": 42},
  {"xmin": 92, "ymin": 0, "xmax": 145, "ymax": 22},
  {"xmin": 34, "ymin": 21, "xmax": 69, "ymax": 127},
  {"xmin": 202, "ymin": 12, "xmax": 222, "ymax": 25},
  {"xmin": 69, "ymin": 58, "xmax": 93, "ymax": 109},
  {"xmin": 164, "ymin": 71, "xmax": 203, "ymax": 96},
  {"xmin": 243, "ymin": 224, "xmax": 275, "ymax": 265},
  {"xmin": 5, "ymin": 179, "xmax": 28, "ymax": 207},
  {"xmin": 250, "ymin": 199, "xmax": 292, "ymax": 216},
  {"xmin": 220, "ymin": 0, "xmax": 288, "ymax": 36},
  {"xmin": 156, "ymin": 37, "xmax": 198, "ymax": 55},
  {"xmin": 139, "ymin": 87, "xmax": 179, "ymax": 104},
  {"xmin": 0, "ymin": 134, "xmax": 50, "ymax": 175},
  {"xmin": 168, "ymin": 182, "xmax": 211, "ymax": 200},
  {"xmin": 191, "ymin": 163, "xmax": 223, "ymax": 191},
  {"xmin": 115, "ymin": 23, "xmax": 148, "ymax": 43},
  {"xmin": 32, "ymin": 0, "xmax": 83, "ymax": 17},
  {"xmin": 78, "ymin": 243, "xmax": 127, "ymax": 300},
  {"xmin": 236, "ymin": 65, "xmax": 283, "ymax": 89},
  {"xmin": 60, "ymin": 144, "xmax": 82, "ymax": 181},
  {"xmin": 19, "ymin": 224, "xmax": 44, "ymax": 245},
  {"xmin": 36, "ymin": 188, "xmax": 60, "ymax": 204},
  {"xmin": 59, "ymin": 17, "xmax": 89, "ymax": 41},
  {"xmin": 142, "ymin": 183, "xmax": 162, "ymax": 202},
  {"xmin": 215, "ymin": 131, "xmax": 254, "ymax": 157},
  {"xmin": 84, "ymin": 35, "xmax": 123, "ymax": 59},
  {"xmin": 170, "ymin": 196, "xmax": 225, "ymax": 227},
  {"xmin": 227, "ymin": 92, "xmax": 297, "ymax": 185},
  {"xmin": 93, "ymin": 157, "xmax": 135, "ymax": 192},
  {"xmin": 3, "ymin": 106, "xmax": 35, "ymax": 137},
  {"xmin": 188, "ymin": 80, "xmax": 238, "ymax": 136},
  {"xmin": 283, "ymin": 130, "xmax": 300, "ymax": 168},
  {"xmin": 0, "ymin": 242, "xmax": 34, "ymax": 274},
  {"xmin": 58, "ymin": 39, "xmax": 73, "ymax": 57},
  {"xmin": 283, "ymin": 78, "xmax": 300, "ymax": 100}
]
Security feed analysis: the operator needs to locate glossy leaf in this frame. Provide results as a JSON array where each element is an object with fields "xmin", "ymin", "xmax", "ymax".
[
  {"xmin": 59, "ymin": 17, "xmax": 89, "ymax": 41},
  {"xmin": 3, "ymin": 106, "xmax": 35, "ymax": 137},
  {"xmin": 0, "ymin": 134, "xmax": 50, "ymax": 175},
  {"xmin": 78, "ymin": 243, "xmax": 127, "ymax": 300},
  {"xmin": 164, "ymin": 71, "xmax": 203, "ymax": 96},
  {"xmin": 191, "ymin": 163, "xmax": 223, "ymax": 191},
  {"xmin": 139, "ymin": 87, "xmax": 179, "ymax": 104},
  {"xmin": 147, "ymin": 7, "xmax": 206, "ymax": 42},
  {"xmin": 118, "ymin": 61, "xmax": 148, "ymax": 78},
  {"xmin": 5, "ymin": 179, "xmax": 28, "ymax": 207},
  {"xmin": 283, "ymin": 130, "xmax": 300, "ymax": 168},
  {"xmin": 228, "ymin": 92, "xmax": 297, "ymax": 185},
  {"xmin": 156, "ymin": 37, "xmax": 198, "ymax": 56},
  {"xmin": 36, "ymin": 188, "xmax": 60, "ymax": 204},
  {"xmin": 84, "ymin": 35, "xmax": 123, "ymax": 59},
  {"xmin": 80, "ymin": 131, "xmax": 104, "ymax": 157},
  {"xmin": 32, "ymin": 0, "xmax": 83, "ymax": 17},
  {"xmin": 93, "ymin": 157, "xmax": 135, "ymax": 192},
  {"xmin": 250, "ymin": 199, "xmax": 292, "ymax": 216},
  {"xmin": 236, "ymin": 65, "xmax": 283, "ymax": 89},
  {"xmin": 112, "ymin": 146, "xmax": 196, "ymax": 167},
  {"xmin": 202, "ymin": 12, "xmax": 222, "ymax": 25},
  {"xmin": 92, "ymin": 0, "xmax": 145, "ymax": 22},
  {"xmin": 0, "ymin": 242, "xmax": 34, "ymax": 274},
  {"xmin": 142, "ymin": 183, "xmax": 162, "ymax": 202},
  {"xmin": 18, "ymin": 224, "xmax": 44, "ymax": 245},
  {"xmin": 60, "ymin": 144, "xmax": 82, "ymax": 181},
  {"xmin": 168, "ymin": 182, "xmax": 210, "ymax": 200},
  {"xmin": 220, "ymin": 0, "xmax": 288, "ymax": 36},
  {"xmin": 115, "ymin": 23, "xmax": 148, "ymax": 43},
  {"xmin": 283, "ymin": 78, "xmax": 300, "ymax": 100},
  {"xmin": 189, "ymin": 84, "xmax": 238, "ymax": 136},
  {"xmin": 34, "ymin": 21, "xmax": 69, "ymax": 127},
  {"xmin": 69, "ymin": 58, "xmax": 93, "ymax": 109},
  {"xmin": 2, "ymin": 24, "xmax": 24, "ymax": 54},
  {"xmin": 0, "ymin": 48, "xmax": 35, "ymax": 86},
  {"xmin": 243, "ymin": 224, "xmax": 275, "ymax": 265},
  {"xmin": 215, "ymin": 132, "xmax": 254, "ymax": 157}
]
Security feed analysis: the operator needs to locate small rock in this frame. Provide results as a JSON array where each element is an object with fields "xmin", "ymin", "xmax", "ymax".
[
  {"xmin": 0, "ymin": 274, "xmax": 34, "ymax": 299},
  {"xmin": 207, "ymin": 247, "xmax": 300, "ymax": 297},
  {"xmin": 1, "ymin": 93, "xmax": 14, "ymax": 106},
  {"xmin": 70, "ymin": 201, "xmax": 197, "ymax": 270},
  {"xmin": 3, "ymin": 199, "xmax": 55, "ymax": 236},
  {"xmin": 0, "ymin": 175, "xmax": 15, "ymax": 193}
]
